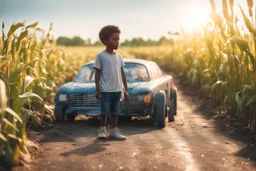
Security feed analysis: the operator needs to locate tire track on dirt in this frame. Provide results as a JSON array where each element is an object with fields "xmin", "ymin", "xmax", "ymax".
[{"xmin": 168, "ymin": 90, "xmax": 254, "ymax": 171}]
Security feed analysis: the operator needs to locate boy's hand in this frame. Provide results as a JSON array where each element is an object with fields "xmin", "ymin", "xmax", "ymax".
[
  {"xmin": 95, "ymin": 90, "xmax": 101, "ymax": 100},
  {"xmin": 124, "ymin": 91, "xmax": 129, "ymax": 101}
]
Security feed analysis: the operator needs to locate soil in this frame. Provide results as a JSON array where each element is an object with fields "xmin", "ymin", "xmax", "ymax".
[{"xmin": 8, "ymin": 72, "xmax": 256, "ymax": 171}]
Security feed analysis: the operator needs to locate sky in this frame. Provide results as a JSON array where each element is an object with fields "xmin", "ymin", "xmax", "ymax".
[{"xmin": 0, "ymin": 0, "xmax": 250, "ymax": 42}]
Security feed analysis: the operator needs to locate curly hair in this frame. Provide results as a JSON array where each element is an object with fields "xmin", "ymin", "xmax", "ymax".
[{"xmin": 99, "ymin": 25, "xmax": 121, "ymax": 44}]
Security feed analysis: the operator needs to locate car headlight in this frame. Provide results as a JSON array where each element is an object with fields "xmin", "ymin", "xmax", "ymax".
[
  {"xmin": 137, "ymin": 93, "xmax": 152, "ymax": 104},
  {"xmin": 59, "ymin": 94, "xmax": 67, "ymax": 102}
]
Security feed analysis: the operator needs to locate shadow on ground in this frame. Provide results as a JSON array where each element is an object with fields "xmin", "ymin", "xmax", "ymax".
[
  {"xmin": 60, "ymin": 139, "xmax": 111, "ymax": 157},
  {"xmin": 28, "ymin": 115, "xmax": 158, "ymax": 144}
]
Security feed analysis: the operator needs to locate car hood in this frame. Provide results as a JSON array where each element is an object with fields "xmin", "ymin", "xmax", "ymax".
[
  {"xmin": 57, "ymin": 81, "xmax": 150, "ymax": 94},
  {"xmin": 58, "ymin": 82, "xmax": 96, "ymax": 94},
  {"xmin": 128, "ymin": 82, "xmax": 143, "ymax": 89},
  {"xmin": 127, "ymin": 82, "xmax": 151, "ymax": 93}
]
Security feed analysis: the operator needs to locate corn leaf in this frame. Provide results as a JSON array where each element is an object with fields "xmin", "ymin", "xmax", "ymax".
[
  {"xmin": 220, "ymin": 52, "xmax": 228, "ymax": 61},
  {"xmin": 0, "ymin": 133, "xmax": 7, "ymax": 142},
  {"xmin": 3, "ymin": 118, "xmax": 19, "ymax": 132},
  {"xmin": 19, "ymin": 151, "xmax": 31, "ymax": 163},
  {"xmin": 192, "ymin": 70, "xmax": 199, "ymax": 85},
  {"xmin": 4, "ymin": 108, "xmax": 22, "ymax": 122},
  {"xmin": 245, "ymin": 50, "xmax": 256, "ymax": 71},
  {"xmin": 212, "ymin": 80, "xmax": 223, "ymax": 88},
  {"xmin": 222, "ymin": 0, "xmax": 229, "ymax": 21},
  {"xmin": 239, "ymin": 4, "xmax": 254, "ymax": 32},
  {"xmin": 203, "ymin": 69, "xmax": 211, "ymax": 73},
  {"xmin": 9, "ymin": 64, "xmax": 24, "ymax": 83},
  {"xmin": 0, "ymin": 60, "xmax": 9, "ymax": 70},
  {"xmin": 41, "ymin": 68, "xmax": 48, "ymax": 74},
  {"xmin": 26, "ymin": 139, "xmax": 39, "ymax": 149},
  {"xmin": 7, "ymin": 22, "xmax": 24, "ymax": 37},
  {"xmin": 25, "ymin": 22, "xmax": 38, "ymax": 29},
  {"xmin": 13, "ymin": 92, "xmax": 44, "ymax": 113},
  {"xmin": 7, "ymin": 134, "xmax": 22, "ymax": 143},
  {"xmin": 24, "ymin": 57, "xmax": 43, "ymax": 68},
  {"xmin": 24, "ymin": 76, "xmax": 34, "ymax": 92},
  {"xmin": 235, "ymin": 91, "xmax": 244, "ymax": 109},
  {"xmin": 0, "ymin": 79, "xmax": 7, "ymax": 108},
  {"xmin": 16, "ymin": 30, "xmax": 28, "ymax": 50},
  {"xmin": 19, "ymin": 92, "xmax": 43, "ymax": 102},
  {"xmin": 245, "ymin": 94, "xmax": 256, "ymax": 106},
  {"xmin": 228, "ymin": 36, "xmax": 249, "ymax": 52},
  {"xmin": 1, "ymin": 22, "xmax": 5, "ymax": 43}
]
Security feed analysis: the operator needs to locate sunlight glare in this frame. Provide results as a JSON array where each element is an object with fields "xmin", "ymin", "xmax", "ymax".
[{"xmin": 182, "ymin": 6, "xmax": 210, "ymax": 32}]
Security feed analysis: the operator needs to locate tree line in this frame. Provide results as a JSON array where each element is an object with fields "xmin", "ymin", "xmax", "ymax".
[{"xmin": 56, "ymin": 35, "xmax": 175, "ymax": 46}]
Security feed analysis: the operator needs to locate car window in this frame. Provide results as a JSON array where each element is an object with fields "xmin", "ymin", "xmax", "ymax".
[
  {"xmin": 149, "ymin": 64, "xmax": 156, "ymax": 80},
  {"xmin": 124, "ymin": 63, "xmax": 149, "ymax": 82},
  {"xmin": 154, "ymin": 63, "xmax": 163, "ymax": 77},
  {"xmin": 74, "ymin": 64, "xmax": 95, "ymax": 83},
  {"xmin": 149, "ymin": 63, "xmax": 163, "ymax": 80},
  {"xmin": 74, "ymin": 63, "xmax": 150, "ymax": 83}
]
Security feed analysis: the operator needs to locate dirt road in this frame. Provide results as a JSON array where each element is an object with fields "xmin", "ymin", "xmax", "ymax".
[{"xmin": 13, "ymin": 81, "xmax": 256, "ymax": 171}]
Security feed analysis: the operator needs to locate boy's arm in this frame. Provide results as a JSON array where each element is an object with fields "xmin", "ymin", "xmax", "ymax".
[
  {"xmin": 95, "ymin": 68, "xmax": 101, "ymax": 99},
  {"xmin": 121, "ymin": 67, "xmax": 129, "ymax": 100}
]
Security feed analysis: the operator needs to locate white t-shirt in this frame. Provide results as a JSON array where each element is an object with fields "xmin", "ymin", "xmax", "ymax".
[{"xmin": 93, "ymin": 50, "xmax": 125, "ymax": 92}]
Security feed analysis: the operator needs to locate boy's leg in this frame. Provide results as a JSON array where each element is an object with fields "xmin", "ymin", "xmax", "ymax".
[
  {"xmin": 108, "ymin": 92, "xmax": 126, "ymax": 140},
  {"xmin": 111, "ymin": 115, "xmax": 118, "ymax": 128},
  {"xmin": 100, "ymin": 115, "xmax": 107, "ymax": 126},
  {"xmin": 110, "ymin": 92, "xmax": 121, "ymax": 128},
  {"xmin": 98, "ymin": 92, "xmax": 110, "ymax": 139}
]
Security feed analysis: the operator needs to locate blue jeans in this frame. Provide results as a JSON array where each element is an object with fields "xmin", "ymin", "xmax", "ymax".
[{"xmin": 101, "ymin": 92, "xmax": 121, "ymax": 116}]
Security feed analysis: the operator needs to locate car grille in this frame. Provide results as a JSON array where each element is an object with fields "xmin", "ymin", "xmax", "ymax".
[
  {"xmin": 70, "ymin": 94, "xmax": 137, "ymax": 108},
  {"xmin": 128, "ymin": 95, "xmax": 137, "ymax": 101},
  {"xmin": 70, "ymin": 94, "xmax": 100, "ymax": 107}
]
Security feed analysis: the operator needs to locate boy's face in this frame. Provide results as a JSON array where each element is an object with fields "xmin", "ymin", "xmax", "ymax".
[{"xmin": 104, "ymin": 33, "xmax": 120, "ymax": 49}]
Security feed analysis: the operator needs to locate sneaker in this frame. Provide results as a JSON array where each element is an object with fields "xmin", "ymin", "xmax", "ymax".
[
  {"xmin": 108, "ymin": 126, "xmax": 126, "ymax": 140},
  {"xmin": 97, "ymin": 126, "xmax": 108, "ymax": 139}
]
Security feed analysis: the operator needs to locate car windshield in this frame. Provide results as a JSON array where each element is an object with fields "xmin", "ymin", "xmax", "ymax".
[
  {"xmin": 74, "ymin": 62, "xmax": 149, "ymax": 83},
  {"xmin": 124, "ymin": 63, "xmax": 149, "ymax": 82},
  {"xmin": 74, "ymin": 64, "xmax": 95, "ymax": 83}
]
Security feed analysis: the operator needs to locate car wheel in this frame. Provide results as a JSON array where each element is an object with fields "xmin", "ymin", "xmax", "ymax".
[
  {"xmin": 156, "ymin": 90, "xmax": 166, "ymax": 128},
  {"xmin": 54, "ymin": 103, "xmax": 65, "ymax": 121},
  {"xmin": 66, "ymin": 114, "xmax": 75, "ymax": 121},
  {"xmin": 168, "ymin": 98, "xmax": 175, "ymax": 122},
  {"xmin": 172, "ymin": 87, "xmax": 177, "ymax": 115}
]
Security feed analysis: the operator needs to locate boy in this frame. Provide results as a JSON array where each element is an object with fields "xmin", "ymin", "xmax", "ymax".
[{"xmin": 93, "ymin": 25, "xmax": 129, "ymax": 140}]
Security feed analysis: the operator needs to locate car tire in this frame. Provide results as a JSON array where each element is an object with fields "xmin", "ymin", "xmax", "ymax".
[
  {"xmin": 156, "ymin": 90, "xmax": 166, "ymax": 128},
  {"xmin": 172, "ymin": 87, "xmax": 177, "ymax": 115},
  {"xmin": 54, "ymin": 103, "xmax": 65, "ymax": 121},
  {"xmin": 66, "ymin": 114, "xmax": 75, "ymax": 121},
  {"xmin": 168, "ymin": 99, "xmax": 175, "ymax": 122}
]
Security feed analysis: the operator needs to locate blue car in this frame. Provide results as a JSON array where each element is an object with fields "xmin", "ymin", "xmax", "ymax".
[{"xmin": 54, "ymin": 58, "xmax": 177, "ymax": 128}]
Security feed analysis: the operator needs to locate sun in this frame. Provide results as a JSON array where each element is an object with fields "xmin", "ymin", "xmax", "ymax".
[{"xmin": 182, "ymin": 6, "xmax": 210, "ymax": 32}]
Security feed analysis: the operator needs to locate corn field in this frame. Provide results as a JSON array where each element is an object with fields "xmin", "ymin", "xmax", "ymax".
[
  {"xmin": 1, "ymin": 0, "xmax": 256, "ymax": 168},
  {"xmin": 0, "ymin": 22, "xmax": 82, "ymax": 167},
  {"xmin": 172, "ymin": 0, "xmax": 256, "ymax": 125}
]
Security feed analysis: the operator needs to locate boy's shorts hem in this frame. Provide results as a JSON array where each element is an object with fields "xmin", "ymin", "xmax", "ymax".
[{"xmin": 100, "ymin": 92, "xmax": 121, "ymax": 116}]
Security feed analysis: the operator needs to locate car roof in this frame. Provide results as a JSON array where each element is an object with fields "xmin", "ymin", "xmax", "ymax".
[
  {"xmin": 124, "ymin": 58, "xmax": 154, "ymax": 66},
  {"xmin": 86, "ymin": 58, "xmax": 155, "ymax": 67}
]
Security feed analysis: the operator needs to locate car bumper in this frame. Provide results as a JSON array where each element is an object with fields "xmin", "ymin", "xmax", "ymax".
[{"xmin": 64, "ymin": 104, "xmax": 154, "ymax": 116}]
